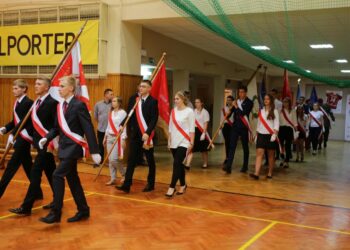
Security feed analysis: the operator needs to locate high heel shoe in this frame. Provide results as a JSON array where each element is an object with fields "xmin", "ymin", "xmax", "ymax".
[
  {"xmin": 184, "ymin": 165, "xmax": 191, "ymax": 171},
  {"xmin": 165, "ymin": 188, "xmax": 176, "ymax": 198},
  {"xmin": 176, "ymin": 185, "xmax": 187, "ymax": 195}
]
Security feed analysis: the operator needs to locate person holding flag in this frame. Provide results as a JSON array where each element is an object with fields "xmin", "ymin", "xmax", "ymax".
[
  {"xmin": 308, "ymin": 102, "xmax": 324, "ymax": 155},
  {"xmin": 295, "ymin": 104, "xmax": 309, "ymax": 162},
  {"xmin": 0, "ymin": 79, "xmax": 44, "ymax": 199},
  {"xmin": 103, "ymin": 96, "xmax": 127, "ymax": 186},
  {"xmin": 39, "ymin": 76, "xmax": 101, "ymax": 224},
  {"xmin": 317, "ymin": 98, "xmax": 335, "ymax": 149},
  {"xmin": 9, "ymin": 77, "xmax": 58, "ymax": 215},
  {"xmin": 221, "ymin": 95, "xmax": 234, "ymax": 165},
  {"xmin": 116, "ymin": 80, "xmax": 158, "ymax": 193},
  {"xmin": 223, "ymin": 86, "xmax": 253, "ymax": 174},
  {"xmin": 166, "ymin": 91, "xmax": 195, "ymax": 197}
]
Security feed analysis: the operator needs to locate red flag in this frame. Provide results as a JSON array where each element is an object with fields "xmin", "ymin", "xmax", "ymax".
[
  {"xmin": 150, "ymin": 62, "xmax": 170, "ymax": 124},
  {"xmin": 282, "ymin": 69, "xmax": 292, "ymax": 99},
  {"xmin": 50, "ymin": 42, "xmax": 91, "ymax": 110}
]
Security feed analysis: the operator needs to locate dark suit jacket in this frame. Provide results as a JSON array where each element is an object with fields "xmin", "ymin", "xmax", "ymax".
[
  {"xmin": 46, "ymin": 97, "xmax": 99, "ymax": 159},
  {"xmin": 5, "ymin": 95, "xmax": 33, "ymax": 148},
  {"xmin": 122, "ymin": 93, "xmax": 158, "ymax": 140},
  {"xmin": 229, "ymin": 98, "xmax": 253, "ymax": 129},
  {"xmin": 32, "ymin": 94, "xmax": 58, "ymax": 150}
]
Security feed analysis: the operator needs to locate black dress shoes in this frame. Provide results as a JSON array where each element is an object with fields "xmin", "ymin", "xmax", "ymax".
[
  {"xmin": 39, "ymin": 212, "xmax": 61, "ymax": 224},
  {"xmin": 142, "ymin": 184, "xmax": 154, "ymax": 192},
  {"xmin": 240, "ymin": 168, "xmax": 248, "ymax": 173},
  {"xmin": 9, "ymin": 207, "xmax": 31, "ymax": 216},
  {"xmin": 42, "ymin": 202, "xmax": 54, "ymax": 210},
  {"xmin": 116, "ymin": 185, "xmax": 130, "ymax": 193},
  {"xmin": 67, "ymin": 211, "xmax": 90, "ymax": 223}
]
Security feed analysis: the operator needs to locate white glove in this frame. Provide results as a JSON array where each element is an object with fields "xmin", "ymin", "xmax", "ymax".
[
  {"xmin": 306, "ymin": 130, "xmax": 309, "ymax": 138},
  {"xmin": 38, "ymin": 138, "xmax": 48, "ymax": 149},
  {"xmin": 7, "ymin": 134, "xmax": 14, "ymax": 145},
  {"xmin": 200, "ymin": 132, "xmax": 206, "ymax": 141},
  {"xmin": 322, "ymin": 127, "xmax": 325, "ymax": 133},
  {"xmin": 92, "ymin": 154, "xmax": 102, "ymax": 165},
  {"xmin": 270, "ymin": 134, "xmax": 277, "ymax": 142},
  {"xmin": 0, "ymin": 127, "xmax": 6, "ymax": 135}
]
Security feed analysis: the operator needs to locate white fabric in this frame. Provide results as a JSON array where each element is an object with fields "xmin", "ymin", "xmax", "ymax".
[
  {"xmin": 257, "ymin": 108, "xmax": 280, "ymax": 134},
  {"xmin": 279, "ymin": 108, "xmax": 297, "ymax": 128},
  {"xmin": 309, "ymin": 111, "xmax": 323, "ymax": 127},
  {"xmin": 17, "ymin": 95, "xmax": 26, "ymax": 103},
  {"xmin": 91, "ymin": 154, "xmax": 101, "ymax": 165},
  {"xmin": 221, "ymin": 106, "xmax": 234, "ymax": 124},
  {"xmin": 0, "ymin": 127, "xmax": 6, "ymax": 135},
  {"xmin": 105, "ymin": 109, "xmax": 127, "ymax": 140},
  {"xmin": 37, "ymin": 92, "xmax": 50, "ymax": 104},
  {"xmin": 7, "ymin": 134, "xmax": 14, "ymax": 147},
  {"xmin": 169, "ymin": 107, "xmax": 195, "ymax": 149},
  {"xmin": 194, "ymin": 108, "xmax": 210, "ymax": 128},
  {"xmin": 13, "ymin": 101, "xmax": 33, "ymax": 143},
  {"xmin": 106, "ymin": 135, "xmax": 126, "ymax": 180},
  {"xmin": 274, "ymin": 99, "xmax": 283, "ymax": 112},
  {"xmin": 136, "ymin": 97, "xmax": 153, "ymax": 145},
  {"xmin": 38, "ymin": 138, "xmax": 47, "ymax": 150}
]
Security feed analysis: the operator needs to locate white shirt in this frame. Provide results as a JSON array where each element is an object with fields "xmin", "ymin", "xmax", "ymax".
[
  {"xmin": 169, "ymin": 107, "xmax": 195, "ymax": 149},
  {"xmin": 194, "ymin": 108, "xmax": 210, "ymax": 129},
  {"xmin": 105, "ymin": 109, "xmax": 127, "ymax": 139},
  {"xmin": 64, "ymin": 95, "xmax": 74, "ymax": 104},
  {"xmin": 35, "ymin": 92, "xmax": 50, "ymax": 105},
  {"xmin": 221, "ymin": 106, "xmax": 234, "ymax": 124},
  {"xmin": 17, "ymin": 94, "xmax": 26, "ymax": 103},
  {"xmin": 309, "ymin": 110, "xmax": 323, "ymax": 128},
  {"xmin": 257, "ymin": 108, "xmax": 279, "ymax": 134},
  {"xmin": 279, "ymin": 108, "xmax": 297, "ymax": 128},
  {"xmin": 274, "ymin": 99, "xmax": 283, "ymax": 112}
]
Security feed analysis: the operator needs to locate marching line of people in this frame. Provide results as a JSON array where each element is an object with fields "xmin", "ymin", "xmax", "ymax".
[{"xmin": 0, "ymin": 77, "xmax": 336, "ymax": 224}]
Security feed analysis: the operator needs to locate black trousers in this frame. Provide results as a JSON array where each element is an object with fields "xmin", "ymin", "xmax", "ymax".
[
  {"xmin": 225, "ymin": 127, "xmax": 249, "ymax": 171},
  {"xmin": 97, "ymin": 130, "xmax": 105, "ymax": 160},
  {"xmin": 310, "ymin": 127, "xmax": 322, "ymax": 151},
  {"xmin": 123, "ymin": 139, "xmax": 156, "ymax": 188},
  {"xmin": 222, "ymin": 123, "xmax": 232, "ymax": 160},
  {"xmin": 323, "ymin": 126, "xmax": 330, "ymax": 147},
  {"xmin": 0, "ymin": 143, "xmax": 40, "ymax": 198},
  {"xmin": 170, "ymin": 147, "xmax": 187, "ymax": 188},
  {"xmin": 51, "ymin": 158, "xmax": 89, "ymax": 214},
  {"xmin": 278, "ymin": 126, "xmax": 293, "ymax": 162},
  {"xmin": 21, "ymin": 151, "xmax": 56, "ymax": 210}
]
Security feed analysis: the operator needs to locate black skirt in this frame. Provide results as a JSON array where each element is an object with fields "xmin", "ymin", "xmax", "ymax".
[
  {"xmin": 193, "ymin": 127, "xmax": 210, "ymax": 152},
  {"xmin": 256, "ymin": 133, "xmax": 277, "ymax": 150}
]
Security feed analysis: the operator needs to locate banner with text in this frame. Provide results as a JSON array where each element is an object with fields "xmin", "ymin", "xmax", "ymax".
[{"xmin": 0, "ymin": 20, "xmax": 99, "ymax": 66}]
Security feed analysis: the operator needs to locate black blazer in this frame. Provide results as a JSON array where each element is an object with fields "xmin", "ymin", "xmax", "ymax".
[
  {"xmin": 229, "ymin": 98, "xmax": 253, "ymax": 129},
  {"xmin": 5, "ymin": 95, "xmax": 33, "ymax": 148},
  {"xmin": 32, "ymin": 95, "xmax": 58, "ymax": 150},
  {"xmin": 46, "ymin": 97, "xmax": 99, "ymax": 159},
  {"xmin": 122, "ymin": 93, "xmax": 158, "ymax": 140}
]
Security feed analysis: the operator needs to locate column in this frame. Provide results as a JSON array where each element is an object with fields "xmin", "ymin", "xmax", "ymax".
[{"xmin": 213, "ymin": 75, "xmax": 226, "ymax": 143}]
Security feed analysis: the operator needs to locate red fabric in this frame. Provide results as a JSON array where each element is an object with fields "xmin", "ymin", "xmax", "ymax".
[
  {"xmin": 171, "ymin": 109, "xmax": 191, "ymax": 142},
  {"xmin": 222, "ymin": 108, "xmax": 233, "ymax": 126},
  {"xmin": 108, "ymin": 112, "xmax": 122, "ymax": 156},
  {"xmin": 150, "ymin": 63, "xmax": 170, "ymax": 124},
  {"xmin": 282, "ymin": 69, "xmax": 292, "ymax": 99}
]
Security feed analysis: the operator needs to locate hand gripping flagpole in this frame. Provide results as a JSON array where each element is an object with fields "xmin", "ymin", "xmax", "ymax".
[
  {"xmin": 207, "ymin": 64, "xmax": 263, "ymax": 150},
  {"xmin": 94, "ymin": 52, "xmax": 167, "ymax": 181},
  {"xmin": 0, "ymin": 21, "xmax": 88, "ymax": 168}
]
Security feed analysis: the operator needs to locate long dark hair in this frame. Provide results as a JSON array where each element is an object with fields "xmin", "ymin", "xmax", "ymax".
[
  {"xmin": 282, "ymin": 97, "xmax": 292, "ymax": 112},
  {"xmin": 296, "ymin": 105, "xmax": 305, "ymax": 121},
  {"xmin": 264, "ymin": 94, "xmax": 275, "ymax": 120}
]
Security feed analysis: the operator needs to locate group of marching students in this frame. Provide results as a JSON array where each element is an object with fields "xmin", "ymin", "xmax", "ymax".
[{"xmin": 0, "ymin": 76, "xmax": 336, "ymax": 223}]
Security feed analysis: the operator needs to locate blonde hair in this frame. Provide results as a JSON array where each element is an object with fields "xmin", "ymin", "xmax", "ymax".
[
  {"xmin": 110, "ymin": 96, "xmax": 123, "ymax": 111},
  {"xmin": 13, "ymin": 79, "xmax": 28, "ymax": 92},
  {"xmin": 59, "ymin": 75, "xmax": 77, "ymax": 91},
  {"xmin": 175, "ymin": 91, "xmax": 188, "ymax": 106}
]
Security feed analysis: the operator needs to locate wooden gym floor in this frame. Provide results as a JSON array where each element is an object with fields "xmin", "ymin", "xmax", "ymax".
[{"xmin": 1, "ymin": 141, "xmax": 350, "ymax": 249}]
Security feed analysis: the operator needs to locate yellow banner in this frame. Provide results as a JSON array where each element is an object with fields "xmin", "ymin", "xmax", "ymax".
[{"xmin": 0, "ymin": 20, "xmax": 99, "ymax": 66}]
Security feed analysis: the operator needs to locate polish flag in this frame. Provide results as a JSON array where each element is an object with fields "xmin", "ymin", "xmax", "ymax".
[
  {"xmin": 282, "ymin": 69, "xmax": 292, "ymax": 100},
  {"xmin": 50, "ymin": 42, "xmax": 91, "ymax": 110}
]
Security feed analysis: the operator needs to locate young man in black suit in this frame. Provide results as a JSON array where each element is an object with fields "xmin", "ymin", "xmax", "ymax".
[
  {"xmin": 0, "ymin": 79, "xmax": 43, "ymax": 199},
  {"xmin": 9, "ymin": 77, "xmax": 58, "ymax": 215},
  {"xmin": 38, "ymin": 75, "xmax": 101, "ymax": 224},
  {"xmin": 116, "ymin": 80, "xmax": 158, "ymax": 193},
  {"xmin": 223, "ymin": 85, "xmax": 253, "ymax": 174}
]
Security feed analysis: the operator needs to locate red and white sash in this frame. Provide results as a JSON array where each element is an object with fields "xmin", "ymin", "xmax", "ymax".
[
  {"xmin": 320, "ymin": 107, "xmax": 332, "ymax": 124},
  {"xmin": 237, "ymin": 100, "xmax": 253, "ymax": 141},
  {"xmin": 258, "ymin": 110, "xmax": 282, "ymax": 152},
  {"xmin": 195, "ymin": 119, "xmax": 211, "ymax": 141},
  {"xmin": 309, "ymin": 112, "xmax": 322, "ymax": 127},
  {"xmin": 31, "ymin": 99, "xmax": 58, "ymax": 151},
  {"xmin": 13, "ymin": 101, "xmax": 33, "ymax": 144},
  {"xmin": 171, "ymin": 109, "xmax": 191, "ymax": 143},
  {"xmin": 281, "ymin": 109, "xmax": 296, "ymax": 128},
  {"xmin": 108, "ymin": 111, "xmax": 123, "ymax": 159},
  {"xmin": 297, "ymin": 119, "xmax": 306, "ymax": 134},
  {"xmin": 222, "ymin": 107, "xmax": 233, "ymax": 126},
  {"xmin": 135, "ymin": 97, "xmax": 155, "ymax": 147},
  {"xmin": 57, "ymin": 102, "xmax": 89, "ymax": 156}
]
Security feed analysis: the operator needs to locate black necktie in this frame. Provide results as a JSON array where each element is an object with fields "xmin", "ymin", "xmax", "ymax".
[
  {"xmin": 141, "ymin": 98, "xmax": 145, "ymax": 108},
  {"xmin": 63, "ymin": 101, "xmax": 68, "ymax": 114}
]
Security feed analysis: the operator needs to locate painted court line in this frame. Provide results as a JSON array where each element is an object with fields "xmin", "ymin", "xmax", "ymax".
[{"xmin": 238, "ymin": 221, "xmax": 277, "ymax": 250}]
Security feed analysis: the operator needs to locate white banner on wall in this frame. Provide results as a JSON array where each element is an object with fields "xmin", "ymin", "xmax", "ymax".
[
  {"xmin": 326, "ymin": 90, "xmax": 343, "ymax": 114},
  {"xmin": 344, "ymin": 95, "xmax": 350, "ymax": 141}
]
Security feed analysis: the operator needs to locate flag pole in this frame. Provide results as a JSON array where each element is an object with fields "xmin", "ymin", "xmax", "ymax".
[
  {"xmin": 0, "ymin": 20, "xmax": 88, "ymax": 168},
  {"xmin": 94, "ymin": 52, "xmax": 166, "ymax": 181},
  {"xmin": 207, "ymin": 64, "xmax": 262, "ymax": 149}
]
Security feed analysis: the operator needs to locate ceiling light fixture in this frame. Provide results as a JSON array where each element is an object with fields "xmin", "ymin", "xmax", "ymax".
[
  {"xmin": 335, "ymin": 59, "xmax": 348, "ymax": 63},
  {"xmin": 283, "ymin": 60, "xmax": 294, "ymax": 64},
  {"xmin": 309, "ymin": 44, "xmax": 333, "ymax": 49},
  {"xmin": 305, "ymin": 70, "xmax": 311, "ymax": 73},
  {"xmin": 341, "ymin": 70, "xmax": 350, "ymax": 73},
  {"xmin": 251, "ymin": 45, "xmax": 270, "ymax": 51}
]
